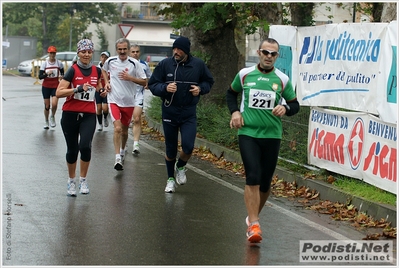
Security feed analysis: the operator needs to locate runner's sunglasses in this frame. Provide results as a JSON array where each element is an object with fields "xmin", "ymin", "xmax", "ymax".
[{"xmin": 259, "ymin": 49, "xmax": 279, "ymax": 57}]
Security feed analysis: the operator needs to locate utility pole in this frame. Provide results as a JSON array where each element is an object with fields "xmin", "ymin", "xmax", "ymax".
[
  {"xmin": 69, "ymin": 16, "xmax": 73, "ymax": 51},
  {"xmin": 69, "ymin": 4, "xmax": 75, "ymax": 51}
]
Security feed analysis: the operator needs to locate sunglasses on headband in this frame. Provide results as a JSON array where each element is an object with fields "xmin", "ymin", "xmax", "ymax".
[{"xmin": 259, "ymin": 49, "xmax": 279, "ymax": 57}]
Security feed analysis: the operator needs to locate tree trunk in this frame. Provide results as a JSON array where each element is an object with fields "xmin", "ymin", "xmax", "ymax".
[
  {"xmin": 198, "ymin": 26, "xmax": 239, "ymax": 105},
  {"xmin": 290, "ymin": 3, "xmax": 315, "ymax": 26},
  {"xmin": 255, "ymin": 2, "xmax": 283, "ymax": 38},
  {"xmin": 371, "ymin": 3, "xmax": 384, "ymax": 22},
  {"xmin": 41, "ymin": 6, "xmax": 48, "ymax": 55},
  {"xmin": 235, "ymin": 27, "xmax": 246, "ymax": 71},
  {"xmin": 182, "ymin": 4, "xmax": 240, "ymax": 105},
  {"xmin": 381, "ymin": 2, "xmax": 397, "ymax": 22}
]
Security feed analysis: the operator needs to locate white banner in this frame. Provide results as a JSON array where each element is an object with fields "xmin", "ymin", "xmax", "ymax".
[
  {"xmin": 267, "ymin": 25, "xmax": 298, "ymax": 87},
  {"xmin": 270, "ymin": 22, "xmax": 397, "ymax": 124},
  {"xmin": 308, "ymin": 107, "xmax": 397, "ymax": 194},
  {"xmin": 297, "ymin": 23, "xmax": 387, "ymax": 115},
  {"xmin": 377, "ymin": 21, "xmax": 397, "ymax": 124}
]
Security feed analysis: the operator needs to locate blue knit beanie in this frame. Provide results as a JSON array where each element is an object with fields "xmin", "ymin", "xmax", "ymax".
[{"xmin": 173, "ymin": 36, "xmax": 191, "ymax": 55}]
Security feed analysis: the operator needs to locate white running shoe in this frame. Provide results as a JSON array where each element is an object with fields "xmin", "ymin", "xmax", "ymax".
[
  {"xmin": 164, "ymin": 178, "xmax": 176, "ymax": 193},
  {"xmin": 67, "ymin": 180, "xmax": 77, "ymax": 196},
  {"xmin": 98, "ymin": 124, "xmax": 103, "ymax": 131},
  {"xmin": 114, "ymin": 157, "xmax": 123, "ymax": 170},
  {"xmin": 120, "ymin": 147, "xmax": 127, "ymax": 164},
  {"xmin": 79, "ymin": 180, "xmax": 90, "ymax": 194},
  {"xmin": 132, "ymin": 144, "xmax": 140, "ymax": 155},
  {"xmin": 50, "ymin": 116, "xmax": 56, "ymax": 128},
  {"xmin": 104, "ymin": 117, "xmax": 109, "ymax": 127},
  {"xmin": 44, "ymin": 121, "xmax": 49, "ymax": 129},
  {"xmin": 175, "ymin": 163, "xmax": 187, "ymax": 185}
]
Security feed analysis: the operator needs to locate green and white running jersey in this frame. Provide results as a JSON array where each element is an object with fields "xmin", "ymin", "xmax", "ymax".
[{"xmin": 230, "ymin": 65, "xmax": 296, "ymax": 139}]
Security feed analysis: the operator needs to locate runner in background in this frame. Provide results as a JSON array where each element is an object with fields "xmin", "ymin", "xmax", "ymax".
[
  {"xmin": 129, "ymin": 44, "xmax": 152, "ymax": 155},
  {"xmin": 39, "ymin": 46, "xmax": 64, "ymax": 129},
  {"xmin": 96, "ymin": 51, "xmax": 111, "ymax": 131},
  {"xmin": 102, "ymin": 38, "xmax": 147, "ymax": 170}
]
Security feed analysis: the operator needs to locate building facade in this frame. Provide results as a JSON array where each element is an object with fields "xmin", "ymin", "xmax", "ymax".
[
  {"xmin": 87, "ymin": 2, "xmax": 175, "ymax": 61},
  {"xmin": 88, "ymin": 2, "xmax": 359, "ymax": 62}
]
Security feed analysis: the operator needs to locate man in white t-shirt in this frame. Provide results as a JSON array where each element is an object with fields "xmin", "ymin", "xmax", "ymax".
[{"xmin": 102, "ymin": 38, "xmax": 147, "ymax": 170}]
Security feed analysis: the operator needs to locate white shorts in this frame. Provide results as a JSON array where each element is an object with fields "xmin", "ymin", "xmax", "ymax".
[{"xmin": 134, "ymin": 87, "xmax": 144, "ymax": 108}]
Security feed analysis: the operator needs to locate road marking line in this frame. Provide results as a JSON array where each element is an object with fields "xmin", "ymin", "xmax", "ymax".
[{"xmin": 141, "ymin": 141, "xmax": 351, "ymax": 241}]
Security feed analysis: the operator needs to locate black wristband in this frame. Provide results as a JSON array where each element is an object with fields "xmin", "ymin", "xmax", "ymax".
[{"xmin": 77, "ymin": 85, "xmax": 84, "ymax": 93}]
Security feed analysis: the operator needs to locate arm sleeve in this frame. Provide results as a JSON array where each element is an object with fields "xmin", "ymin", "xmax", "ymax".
[
  {"xmin": 285, "ymin": 99, "xmax": 300, "ymax": 116},
  {"xmin": 226, "ymin": 87, "xmax": 240, "ymax": 114},
  {"xmin": 282, "ymin": 80, "xmax": 299, "ymax": 116},
  {"xmin": 38, "ymin": 70, "xmax": 47, "ymax": 80}
]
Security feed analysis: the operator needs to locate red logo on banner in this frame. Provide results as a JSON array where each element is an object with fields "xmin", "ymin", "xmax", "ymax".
[{"xmin": 348, "ymin": 118, "xmax": 364, "ymax": 169}]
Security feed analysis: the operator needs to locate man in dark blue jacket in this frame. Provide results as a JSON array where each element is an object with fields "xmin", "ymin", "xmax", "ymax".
[{"xmin": 148, "ymin": 36, "xmax": 214, "ymax": 193}]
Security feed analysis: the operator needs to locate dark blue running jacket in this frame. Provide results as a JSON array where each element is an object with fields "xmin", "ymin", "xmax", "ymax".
[{"xmin": 148, "ymin": 55, "xmax": 214, "ymax": 108}]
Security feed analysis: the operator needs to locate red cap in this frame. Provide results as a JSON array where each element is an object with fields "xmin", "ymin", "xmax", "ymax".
[{"xmin": 47, "ymin": 46, "xmax": 57, "ymax": 53}]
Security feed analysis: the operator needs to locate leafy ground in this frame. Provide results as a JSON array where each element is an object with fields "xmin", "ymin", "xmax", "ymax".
[{"xmin": 140, "ymin": 120, "xmax": 396, "ymax": 240}]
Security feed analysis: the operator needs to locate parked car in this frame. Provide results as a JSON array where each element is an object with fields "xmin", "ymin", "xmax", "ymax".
[{"xmin": 18, "ymin": 51, "xmax": 76, "ymax": 76}]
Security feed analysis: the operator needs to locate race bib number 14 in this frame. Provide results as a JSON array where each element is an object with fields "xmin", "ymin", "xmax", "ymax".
[{"xmin": 74, "ymin": 86, "xmax": 96, "ymax": 102}]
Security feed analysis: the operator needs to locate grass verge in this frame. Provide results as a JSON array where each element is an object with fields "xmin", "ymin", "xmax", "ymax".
[
  {"xmin": 147, "ymin": 96, "xmax": 396, "ymax": 207},
  {"xmin": 2, "ymin": 69, "xmax": 21, "ymax": 76},
  {"xmin": 333, "ymin": 175, "xmax": 396, "ymax": 206}
]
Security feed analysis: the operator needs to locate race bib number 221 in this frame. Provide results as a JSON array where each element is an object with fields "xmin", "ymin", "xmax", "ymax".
[{"xmin": 248, "ymin": 89, "xmax": 276, "ymax": 110}]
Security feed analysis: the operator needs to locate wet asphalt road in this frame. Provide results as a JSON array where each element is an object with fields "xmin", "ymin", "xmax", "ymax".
[{"xmin": 1, "ymin": 74, "xmax": 396, "ymax": 266}]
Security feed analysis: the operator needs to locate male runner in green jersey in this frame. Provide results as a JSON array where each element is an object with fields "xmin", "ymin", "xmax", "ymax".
[{"xmin": 226, "ymin": 38, "xmax": 300, "ymax": 243}]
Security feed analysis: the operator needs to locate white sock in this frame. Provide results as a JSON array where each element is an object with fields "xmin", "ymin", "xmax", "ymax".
[
  {"xmin": 80, "ymin": 177, "xmax": 86, "ymax": 182},
  {"xmin": 120, "ymin": 148, "xmax": 125, "ymax": 155},
  {"xmin": 116, "ymin": 154, "xmax": 121, "ymax": 159},
  {"xmin": 68, "ymin": 178, "xmax": 75, "ymax": 183},
  {"xmin": 134, "ymin": 141, "xmax": 139, "ymax": 146}
]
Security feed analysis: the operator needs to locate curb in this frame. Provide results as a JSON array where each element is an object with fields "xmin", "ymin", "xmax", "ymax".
[{"xmin": 144, "ymin": 115, "xmax": 396, "ymax": 227}]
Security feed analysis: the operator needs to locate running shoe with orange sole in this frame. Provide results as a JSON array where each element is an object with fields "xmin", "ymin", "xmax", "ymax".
[{"xmin": 247, "ymin": 222, "xmax": 262, "ymax": 243}]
